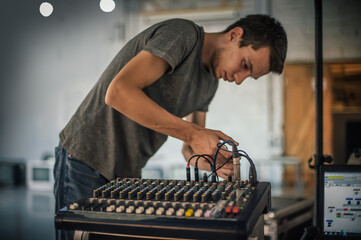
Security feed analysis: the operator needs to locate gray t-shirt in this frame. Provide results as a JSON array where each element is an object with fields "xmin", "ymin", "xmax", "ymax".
[{"xmin": 60, "ymin": 19, "xmax": 219, "ymax": 181}]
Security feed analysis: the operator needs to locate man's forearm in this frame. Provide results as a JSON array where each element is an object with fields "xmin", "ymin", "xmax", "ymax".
[{"xmin": 105, "ymin": 81, "xmax": 197, "ymax": 143}]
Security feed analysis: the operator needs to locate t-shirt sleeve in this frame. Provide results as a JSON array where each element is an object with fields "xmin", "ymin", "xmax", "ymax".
[
  {"xmin": 143, "ymin": 19, "xmax": 199, "ymax": 74},
  {"xmin": 197, "ymin": 91, "xmax": 216, "ymax": 112}
]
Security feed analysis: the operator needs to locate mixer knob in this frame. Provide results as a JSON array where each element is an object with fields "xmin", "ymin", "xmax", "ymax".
[
  {"xmin": 164, "ymin": 188, "xmax": 176, "ymax": 201},
  {"xmin": 155, "ymin": 188, "xmax": 166, "ymax": 201},
  {"xmin": 185, "ymin": 209, "xmax": 194, "ymax": 217},
  {"xmin": 69, "ymin": 203, "xmax": 79, "ymax": 210},
  {"xmin": 176, "ymin": 208, "xmax": 185, "ymax": 216},
  {"xmin": 211, "ymin": 190, "xmax": 220, "ymax": 201},
  {"xmin": 203, "ymin": 210, "xmax": 212, "ymax": 218},
  {"xmin": 102, "ymin": 189, "xmax": 109, "ymax": 198},
  {"xmin": 232, "ymin": 206, "xmax": 240, "ymax": 215},
  {"xmin": 146, "ymin": 191, "xmax": 154, "ymax": 200},
  {"xmin": 165, "ymin": 207, "xmax": 175, "ymax": 216},
  {"xmin": 194, "ymin": 209, "xmax": 203, "ymax": 217},
  {"xmin": 110, "ymin": 189, "xmax": 119, "ymax": 198},
  {"xmin": 201, "ymin": 190, "xmax": 211, "ymax": 202},
  {"xmin": 137, "ymin": 190, "xmax": 146, "ymax": 200},
  {"xmin": 128, "ymin": 191, "xmax": 137, "ymax": 199},
  {"xmin": 133, "ymin": 200, "xmax": 142, "ymax": 206},
  {"xmin": 135, "ymin": 206, "xmax": 145, "ymax": 214},
  {"xmin": 125, "ymin": 206, "xmax": 135, "ymax": 213},
  {"xmin": 118, "ymin": 191, "xmax": 126, "ymax": 199},
  {"xmin": 116, "ymin": 205, "xmax": 125, "ymax": 213},
  {"xmin": 193, "ymin": 193, "xmax": 201, "ymax": 202},
  {"xmin": 181, "ymin": 202, "xmax": 189, "ymax": 208},
  {"xmin": 225, "ymin": 206, "xmax": 232, "ymax": 214},
  {"xmin": 143, "ymin": 201, "xmax": 152, "ymax": 207},
  {"xmin": 227, "ymin": 190, "xmax": 236, "ymax": 200},
  {"xmin": 106, "ymin": 205, "xmax": 116, "ymax": 212},
  {"xmin": 171, "ymin": 202, "xmax": 179, "ymax": 208},
  {"xmin": 151, "ymin": 201, "xmax": 160, "ymax": 208},
  {"xmin": 156, "ymin": 207, "xmax": 165, "ymax": 215},
  {"xmin": 183, "ymin": 192, "xmax": 193, "ymax": 202},
  {"xmin": 145, "ymin": 207, "xmax": 155, "ymax": 215},
  {"xmin": 93, "ymin": 189, "xmax": 99, "ymax": 198},
  {"xmin": 174, "ymin": 191, "xmax": 184, "ymax": 201}
]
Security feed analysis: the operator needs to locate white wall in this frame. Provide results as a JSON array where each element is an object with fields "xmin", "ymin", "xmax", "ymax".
[
  {"xmin": 273, "ymin": 0, "xmax": 361, "ymax": 62},
  {"xmin": 0, "ymin": 0, "xmax": 360, "ymax": 182},
  {"xmin": 0, "ymin": 0, "xmax": 130, "ymax": 160}
]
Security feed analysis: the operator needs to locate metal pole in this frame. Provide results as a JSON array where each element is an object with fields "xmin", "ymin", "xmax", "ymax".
[{"xmin": 314, "ymin": 0, "xmax": 323, "ymax": 235}]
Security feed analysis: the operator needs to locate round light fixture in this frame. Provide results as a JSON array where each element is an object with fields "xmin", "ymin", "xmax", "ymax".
[
  {"xmin": 100, "ymin": 0, "xmax": 115, "ymax": 13},
  {"xmin": 39, "ymin": 2, "xmax": 54, "ymax": 17}
]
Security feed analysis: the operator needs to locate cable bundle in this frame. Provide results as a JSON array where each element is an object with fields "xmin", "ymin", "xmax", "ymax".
[{"xmin": 186, "ymin": 140, "xmax": 258, "ymax": 186}]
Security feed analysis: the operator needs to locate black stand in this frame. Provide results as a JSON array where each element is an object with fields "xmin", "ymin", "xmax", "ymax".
[
  {"xmin": 301, "ymin": 0, "xmax": 330, "ymax": 239},
  {"xmin": 314, "ymin": 0, "xmax": 324, "ymax": 235}
]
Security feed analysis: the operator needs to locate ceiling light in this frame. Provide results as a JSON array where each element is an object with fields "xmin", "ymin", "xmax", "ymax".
[
  {"xmin": 100, "ymin": 0, "xmax": 115, "ymax": 13},
  {"xmin": 39, "ymin": 2, "xmax": 53, "ymax": 17}
]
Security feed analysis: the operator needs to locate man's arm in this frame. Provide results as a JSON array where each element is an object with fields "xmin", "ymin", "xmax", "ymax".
[
  {"xmin": 105, "ymin": 50, "xmax": 236, "ymax": 157},
  {"xmin": 182, "ymin": 111, "xmax": 234, "ymax": 180}
]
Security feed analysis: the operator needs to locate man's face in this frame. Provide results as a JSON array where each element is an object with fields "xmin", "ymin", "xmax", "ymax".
[{"xmin": 212, "ymin": 42, "xmax": 271, "ymax": 85}]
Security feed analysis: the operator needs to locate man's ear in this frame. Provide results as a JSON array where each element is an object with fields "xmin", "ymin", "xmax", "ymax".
[{"xmin": 228, "ymin": 27, "xmax": 244, "ymax": 41}]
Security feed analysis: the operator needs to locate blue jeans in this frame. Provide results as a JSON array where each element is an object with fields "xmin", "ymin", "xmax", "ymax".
[{"xmin": 53, "ymin": 142, "xmax": 108, "ymax": 240}]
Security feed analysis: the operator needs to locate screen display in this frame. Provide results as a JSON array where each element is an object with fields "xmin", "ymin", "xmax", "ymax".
[
  {"xmin": 32, "ymin": 167, "xmax": 50, "ymax": 181},
  {"xmin": 323, "ymin": 170, "xmax": 361, "ymax": 237}
]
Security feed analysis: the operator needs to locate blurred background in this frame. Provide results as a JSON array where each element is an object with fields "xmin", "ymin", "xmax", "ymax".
[{"xmin": 0, "ymin": 0, "xmax": 360, "ymax": 239}]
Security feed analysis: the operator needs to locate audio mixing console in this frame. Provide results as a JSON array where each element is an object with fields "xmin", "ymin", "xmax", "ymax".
[{"xmin": 55, "ymin": 177, "xmax": 270, "ymax": 239}]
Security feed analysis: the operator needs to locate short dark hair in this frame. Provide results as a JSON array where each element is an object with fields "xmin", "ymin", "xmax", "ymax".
[{"xmin": 223, "ymin": 14, "xmax": 288, "ymax": 74}]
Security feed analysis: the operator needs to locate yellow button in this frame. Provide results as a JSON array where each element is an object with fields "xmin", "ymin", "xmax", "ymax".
[{"xmin": 185, "ymin": 209, "xmax": 194, "ymax": 217}]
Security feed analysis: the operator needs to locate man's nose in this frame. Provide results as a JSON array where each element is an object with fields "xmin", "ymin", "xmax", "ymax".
[{"xmin": 234, "ymin": 72, "xmax": 249, "ymax": 84}]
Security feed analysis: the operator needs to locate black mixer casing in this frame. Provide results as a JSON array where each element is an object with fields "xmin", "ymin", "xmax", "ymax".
[{"xmin": 55, "ymin": 178, "xmax": 271, "ymax": 240}]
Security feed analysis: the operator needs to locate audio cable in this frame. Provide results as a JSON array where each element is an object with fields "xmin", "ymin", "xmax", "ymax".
[
  {"xmin": 212, "ymin": 140, "xmax": 240, "ymax": 182},
  {"xmin": 212, "ymin": 140, "xmax": 258, "ymax": 185},
  {"xmin": 186, "ymin": 141, "xmax": 258, "ymax": 186},
  {"xmin": 238, "ymin": 150, "xmax": 258, "ymax": 186},
  {"xmin": 195, "ymin": 155, "xmax": 213, "ymax": 182},
  {"xmin": 186, "ymin": 154, "xmax": 213, "ymax": 181}
]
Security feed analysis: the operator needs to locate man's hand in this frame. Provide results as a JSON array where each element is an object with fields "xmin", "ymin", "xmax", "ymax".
[
  {"xmin": 214, "ymin": 156, "xmax": 234, "ymax": 180},
  {"xmin": 182, "ymin": 142, "xmax": 235, "ymax": 180},
  {"xmin": 182, "ymin": 111, "xmax": 239, "ymax": 180},
  {"xmin": 187, "ymin": 125, "xmax": 237, "ymax": 159}
]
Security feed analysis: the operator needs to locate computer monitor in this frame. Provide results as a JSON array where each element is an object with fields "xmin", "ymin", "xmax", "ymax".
[
  {"xmin": 320, "ymin": 164, "xmax": 361, "ymax": 239},
  {"xmin": 26, "ymin": 159, "xmax": 55, "ymax": 191}
]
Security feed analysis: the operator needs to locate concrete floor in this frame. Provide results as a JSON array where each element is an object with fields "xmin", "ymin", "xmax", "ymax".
[{"xmin": 0, "ymin": 186, "xmax": 55, "ymax": 240}]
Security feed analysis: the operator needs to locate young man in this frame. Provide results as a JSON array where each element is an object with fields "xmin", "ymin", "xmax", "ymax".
[{"xmin": 54, "ymin": 14, "xmax": 287, "ymax": 239}]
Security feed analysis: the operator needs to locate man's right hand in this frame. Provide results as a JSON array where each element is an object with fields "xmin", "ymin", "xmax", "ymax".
[
  {"xmin": 187, "ymin": 125, "xmax": 237, "ymax": 160},
  {"xmin": 182, "ymin": 112, "xmax": 239, "ymax": 179}
]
